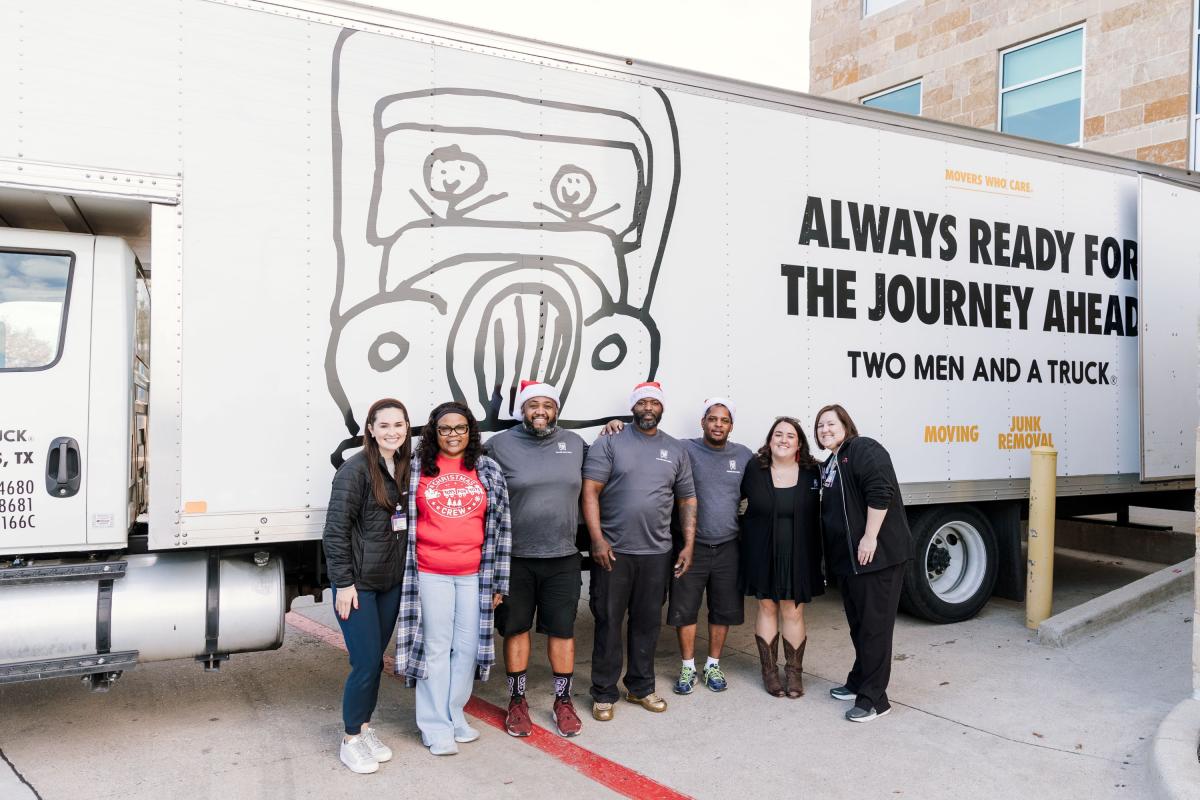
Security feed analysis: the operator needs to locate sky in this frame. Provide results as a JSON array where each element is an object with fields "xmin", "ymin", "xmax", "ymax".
[{"xmin": 345, "ymin": 0, "xmax": 811, "ymax": 92}]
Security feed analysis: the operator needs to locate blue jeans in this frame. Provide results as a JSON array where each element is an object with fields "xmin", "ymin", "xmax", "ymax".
[
  {"xmin": 332, "ymin": 584, "xmax": 402, "ymax": 735},
  {"xmin": 415, "ymin": 572, "xmax": 480, "ymax": 747}
]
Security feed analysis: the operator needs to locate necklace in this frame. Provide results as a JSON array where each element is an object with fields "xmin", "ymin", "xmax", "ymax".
[{"xmin": 770, "ymin": 461, "xmax": 798, "ymax": 487}]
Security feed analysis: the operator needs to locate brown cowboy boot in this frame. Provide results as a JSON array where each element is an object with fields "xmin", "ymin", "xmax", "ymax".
[
  {"xmin": 755, "ymin": 634, "xmax": 786, "ymax": 697},
  {"xmin": 782, "ymin": 637, "xmax": 807, "ymax": 698}
]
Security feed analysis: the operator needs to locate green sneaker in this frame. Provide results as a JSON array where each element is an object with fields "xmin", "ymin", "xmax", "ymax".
[
  {"xmin": 672, "ymin": 664, "xmax": 697, "ymax": 695},
  {"xmin": 702, "ymin": 663, "xmax": 728, "ymax": 692}
]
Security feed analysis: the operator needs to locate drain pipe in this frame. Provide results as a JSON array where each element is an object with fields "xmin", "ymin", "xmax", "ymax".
[{"xmin": 1026, "ymin": 446, "xmax": 1058, "ymax": 630}]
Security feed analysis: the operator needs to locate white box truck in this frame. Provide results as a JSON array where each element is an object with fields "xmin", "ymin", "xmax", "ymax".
[{"xmin": 1, "ymin": 0, "xmax": 1197, "ymax": 688}]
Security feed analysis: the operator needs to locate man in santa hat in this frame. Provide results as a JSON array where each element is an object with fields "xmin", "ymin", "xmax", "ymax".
[
  {"xmin": 582, "ymin": 381, "xmax": 697, "ymax": 721},
  {"xmin": 485, "ymin": 380, "xmax": 587, "ymax": 738}
]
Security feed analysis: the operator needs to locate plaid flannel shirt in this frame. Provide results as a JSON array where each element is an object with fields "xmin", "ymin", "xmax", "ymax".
[{"xmin": 394, "ymin": 454, "xmax": 511, "ymax": 684}]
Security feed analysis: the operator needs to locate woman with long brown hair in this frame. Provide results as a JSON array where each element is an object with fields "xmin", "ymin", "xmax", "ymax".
[
  {"xmin": 739, "ymin": 417, "xmax": 824, "ymax": 699},
  {"xmin": 322, "ymin": 398, "xmax": 412, "ymax": 774}
]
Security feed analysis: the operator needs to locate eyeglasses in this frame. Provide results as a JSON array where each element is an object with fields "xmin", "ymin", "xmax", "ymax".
[{"xmin": 436, "ymin": 424, "xmax": 469, "ymax": 436}]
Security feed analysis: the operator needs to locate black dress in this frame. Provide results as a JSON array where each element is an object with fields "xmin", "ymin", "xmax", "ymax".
[{"xmin": 738, "ymin": 460, "xmax": 825, "ymax": 602}]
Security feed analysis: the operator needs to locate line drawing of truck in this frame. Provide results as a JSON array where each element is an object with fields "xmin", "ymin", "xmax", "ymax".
[{"xmin": 326, "ymin": 30, "xmax": 681, "ymax": 459}]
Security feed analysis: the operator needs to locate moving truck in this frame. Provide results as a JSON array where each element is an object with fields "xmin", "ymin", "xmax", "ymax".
[{"xmin": 2, "ymin": 0, "xmax": 1197, "ymax": 688}]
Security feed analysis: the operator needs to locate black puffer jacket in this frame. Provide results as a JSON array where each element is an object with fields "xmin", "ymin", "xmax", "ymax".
[{"xmin": 323, "ymin": 452, "xmax": 406, "ymax": 592}]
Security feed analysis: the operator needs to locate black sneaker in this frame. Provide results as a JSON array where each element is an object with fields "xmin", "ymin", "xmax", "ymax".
[
  {"xmin": 829, "ymin": 685, "xmax": 857, "ymax": 701},
  {"xmin": 845, "ymin": 706, "xmax": 891, "ymax": 723}
]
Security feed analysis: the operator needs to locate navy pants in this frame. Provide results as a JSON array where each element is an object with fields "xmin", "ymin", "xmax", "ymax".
[{"xmin": 332, "ymin": 584, "xmax": 402, "ymax": 735}]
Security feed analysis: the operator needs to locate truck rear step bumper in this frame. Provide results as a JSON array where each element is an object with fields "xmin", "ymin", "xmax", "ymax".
[{"xmin": 0, "ymin": 651, "xmax": 138, "ymax": 684}]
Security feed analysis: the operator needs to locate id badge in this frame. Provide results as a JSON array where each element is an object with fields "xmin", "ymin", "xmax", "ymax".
[{"xmin": 391, "ymin": 506, "xmax": 407, "ymax": 532}]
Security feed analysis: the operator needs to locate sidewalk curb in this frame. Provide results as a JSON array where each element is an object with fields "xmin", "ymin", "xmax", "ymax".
[
  {"xmin": 1150, "ymin": 697, "xmax": 1200, "ymax": 800},
  {"xmin": 1037, "ymin": 558, "xmax": 1193, "ymax": 647}
]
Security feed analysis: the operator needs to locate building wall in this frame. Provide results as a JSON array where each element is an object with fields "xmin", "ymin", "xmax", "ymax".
[{"xmin": 810, "ymin": 0, "xmax": 1194, "ymax": 167}]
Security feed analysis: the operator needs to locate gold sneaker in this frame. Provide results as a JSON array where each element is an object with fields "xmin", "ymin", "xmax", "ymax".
[
  {"xmin": 625, "ymin": 692, "xmax": 668, "ymax": 712},
  {"xmin": 591, "ymin": 701, "xmax": 614, "ymax": 721}
]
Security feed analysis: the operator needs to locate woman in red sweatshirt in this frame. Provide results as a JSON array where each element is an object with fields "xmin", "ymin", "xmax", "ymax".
[{"xmin": 394, "ymin": 401, "xmax": 512, "ymax": 756}]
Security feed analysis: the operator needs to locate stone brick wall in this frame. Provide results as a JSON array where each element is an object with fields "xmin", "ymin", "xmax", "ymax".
[{"xmin": 810, "ymin": 0, "xmax": 1194, "ymax": 167}]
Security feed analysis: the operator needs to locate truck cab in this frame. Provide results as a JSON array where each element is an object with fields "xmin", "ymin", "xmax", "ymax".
[{"xmin": 1, "ymin": 231, "xmax": 147, "ymax": 556}]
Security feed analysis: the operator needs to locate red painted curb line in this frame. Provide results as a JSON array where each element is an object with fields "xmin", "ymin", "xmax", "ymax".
[{"xmin": 287, "ymin": 611, "xmax": 692, "ymax": 800}]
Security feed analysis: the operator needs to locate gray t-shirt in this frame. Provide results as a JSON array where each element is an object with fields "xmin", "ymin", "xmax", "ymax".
[
  {"xmin": 582, "ymin": 426, "xmax": 696, "ymax": 555},
  {"xmin": 486, "ymin": 425, "xmax": 585, "ymax": 558},
  {"xmin": 685, "ymin": 438, "xmax": 754, "ymax": 545}
]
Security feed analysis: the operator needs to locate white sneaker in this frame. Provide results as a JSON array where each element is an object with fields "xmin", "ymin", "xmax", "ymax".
[
  {"xmin": 360, "ymin": 726, "xmax": 393, "ymax": 762},
  {"xmin": 340, "ymin": 736, "xmax": 379, "ymax": 774},
  {"xmin": 453, "ymin": 725, "xmax": 480, "ymax": 743}
]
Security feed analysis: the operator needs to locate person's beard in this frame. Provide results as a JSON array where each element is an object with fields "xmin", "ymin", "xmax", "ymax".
[
  {"xmin": 523, "ymin": 413, "xmax": 557, "ymax": 438},
  {"xmin": 635, "ymin": 409, "xmax": 662, "ymax": 431}
]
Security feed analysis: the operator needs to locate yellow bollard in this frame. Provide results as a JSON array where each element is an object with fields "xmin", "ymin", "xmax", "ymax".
[{"xmin": 1026, "ymin": 446, "xmax": 1058, "ymax": 629}]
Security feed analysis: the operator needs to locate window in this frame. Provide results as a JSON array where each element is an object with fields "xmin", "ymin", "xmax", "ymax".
[
  {"xmin": 1000, "ymin": 27, "xmax": 1084, "ymax": 146},
  {"xmin": 863, "ymin": 80, "xmax": 922, "ymax": 116},
  {"xmin": 0, "ymin": 250, "xmax": 74, "ymax": 370},
  {"xmin": 135, "ymin": 266, "xmax": 150, "ymax": 368},
  {"xmin": 864, "ymin": 0, "xmax": 907, "ymax": 16}
]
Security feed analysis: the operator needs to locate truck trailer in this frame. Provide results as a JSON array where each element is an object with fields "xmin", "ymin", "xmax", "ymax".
[{"xmin": 1, "ymin": 0, "xmax": 1197, "ymax": 689}]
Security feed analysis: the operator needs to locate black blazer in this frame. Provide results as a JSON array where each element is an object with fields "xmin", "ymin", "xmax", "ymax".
[{"xmin": 738, "ymin": 460, "xmax": 825, "ymax": 601}]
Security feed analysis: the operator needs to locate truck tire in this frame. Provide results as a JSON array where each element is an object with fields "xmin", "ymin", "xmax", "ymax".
[{"xmin": 900, "ymin": 504, "xmax": 998, "ymax": 624}]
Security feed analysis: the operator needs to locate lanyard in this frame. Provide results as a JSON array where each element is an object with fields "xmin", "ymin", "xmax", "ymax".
[{"xmin": 820, "ymin": 457, "xmax": 837, "ymax": 500}]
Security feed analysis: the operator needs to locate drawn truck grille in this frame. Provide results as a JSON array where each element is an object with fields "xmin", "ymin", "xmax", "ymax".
[
  {"xmin": 327, "ymin": 30, "xmax": 679, "ymax": 442},
  {"xmin": 448, "ymin": 265, "xmax": 581, "ymax": 420}
]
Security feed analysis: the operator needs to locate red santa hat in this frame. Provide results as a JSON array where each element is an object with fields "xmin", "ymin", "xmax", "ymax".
[
  {"xmin": 629, "ymin": 381, "xmax": 665, "ymax": 409},
  {"xmin": 512, "ymin": 380, "xmax": 561, "ymax": 420}
]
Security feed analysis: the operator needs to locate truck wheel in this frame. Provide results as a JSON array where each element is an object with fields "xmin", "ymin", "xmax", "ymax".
[{"xmin": 900, "ymin": 505, "xmax": 998, "ymax": 624}]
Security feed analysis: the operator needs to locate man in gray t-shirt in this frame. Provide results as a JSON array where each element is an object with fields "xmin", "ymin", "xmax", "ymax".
[
  {"xmin": 485, "ymin": 381, "xmax": 586, "ymax": 738},
  {"xmin": 670, "ymin": 399, "xmax": 752, "ymax": 695},
  {"xmin": 582, "ymin": 381, "xmax": 696, "ymax": 721}
]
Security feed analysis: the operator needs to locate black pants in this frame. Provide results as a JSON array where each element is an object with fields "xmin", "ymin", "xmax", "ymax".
[
  {"xmin": 840, "ymin": 562, "xmax": 904, "ymax": 713},
  {"xmin": 589, "ymin": 551, "xmax": 672, "ymax": 703}
]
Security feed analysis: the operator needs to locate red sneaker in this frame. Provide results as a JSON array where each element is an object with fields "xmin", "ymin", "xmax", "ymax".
[
  {"xmin": 552, "ymin": 695, "xmax": 582, "ymax": 737},
  {"xmin": 505, "ymin": 696, "xmax": 532, "ymax": 737}
]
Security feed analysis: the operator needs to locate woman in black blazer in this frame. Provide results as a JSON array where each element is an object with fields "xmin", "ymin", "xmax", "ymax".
[{"xmin": 739, "ymin": 417, "xmax": 824, "ymax": 699}]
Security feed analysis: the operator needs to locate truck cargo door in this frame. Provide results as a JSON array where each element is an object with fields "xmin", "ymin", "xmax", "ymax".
[
  {"xmin": 1138, "ymin": 175, "xmax": 1200, "ymax": 481},
  {"xmin": 0, "ymin": 230, "xmax": 93, "ymax": 550}
]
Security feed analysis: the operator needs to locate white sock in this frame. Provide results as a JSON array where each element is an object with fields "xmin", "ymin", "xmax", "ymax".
[
  {"xmin": 705, "ymin": 657, "xmax": 719, "ymax": 669},
  {"xmin": 682, "ymin": 658, "xmax": 696, "ymax": 670}
]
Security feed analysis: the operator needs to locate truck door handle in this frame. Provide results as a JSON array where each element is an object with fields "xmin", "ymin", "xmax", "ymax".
[{"xmin": 46, "ymin": 436, "xmax": 82, "ymax": 498}]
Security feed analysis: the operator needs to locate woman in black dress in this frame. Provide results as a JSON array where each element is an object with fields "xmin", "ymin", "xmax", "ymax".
[{"xmin": 739, "ymin": 417, "xmax": 823, "ymax": 698}]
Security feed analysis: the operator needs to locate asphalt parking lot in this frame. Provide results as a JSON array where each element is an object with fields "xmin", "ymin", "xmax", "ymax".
[{"xmin": 0, "ymin": 522, "xmax": 1193, "ymax": 800}]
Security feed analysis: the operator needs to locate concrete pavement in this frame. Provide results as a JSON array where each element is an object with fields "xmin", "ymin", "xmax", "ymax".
[{"xmin": 0, "ymin": 545, "xmax": 1192, "ymax": 800}]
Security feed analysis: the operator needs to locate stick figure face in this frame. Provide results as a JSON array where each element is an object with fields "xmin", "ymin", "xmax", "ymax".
[
  {"xmin": 550, "ymin": 165, "xmax": 596, "ymax": 213},
  {"xmin": 424, "ymin": 144, "xmax": 487, "ymax": 202}
]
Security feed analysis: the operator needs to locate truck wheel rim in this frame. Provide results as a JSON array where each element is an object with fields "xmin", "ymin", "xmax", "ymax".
[{"xmin": 924, "ymin": 521, "xmax": 987, "ymax": 604}]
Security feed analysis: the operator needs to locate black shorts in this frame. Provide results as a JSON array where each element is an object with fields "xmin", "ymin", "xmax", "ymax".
[
  {"xmin": 667, "ymin": 539, "xmax": 744, "ymax": 627},
  {"xmin": 495, "ymin": 553, "xmax": 582, "ymax": 639}
]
